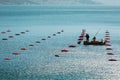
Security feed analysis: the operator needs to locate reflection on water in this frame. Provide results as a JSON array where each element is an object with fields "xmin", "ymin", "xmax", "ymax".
[{"xmin": 0, "ymin": 6, "xmax": 120, "ymax": 80}]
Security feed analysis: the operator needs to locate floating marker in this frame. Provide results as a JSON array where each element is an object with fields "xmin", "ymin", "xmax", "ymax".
[
  {"xmin": 106, "ymin": 32, "xmax": 109, "ymax": 33},
  {"xmin": 15, "ymin": 34, "xmax": 20, "ymax": 36},
  {"xmin": 106, "ymin": 34, "xmax": 109, "ymax": 35},
  {"xmin": 2, "ymin": 38, "xmax": 8, "ymax": 40},
  {"xmin": 77, "ymin": 41, "xmax": 81, "ymax": 44},
  {"xmin": 48, "ymin": 36, "xmax": 51, "ymax": 38},
  {"xmin": 105, "ymin": 40, "xmax": 110, "ymax": 43},
  {"xmin": 107, "ymin": 53, "xmax": 114, "ymax": 55},
  {"xmin": 21, "ymin": 32, "xmax": 25, "ymax": 34},
  {"xmin": 1, "ymin": 32, "xmax": 6, "ymax": 34},
  {"xmin": 57, "ymin": 32, "xmax": 61, "ymax": 34},
  {"xmin": 26, "ymin": 30, "xmax": 29, "ymax": 32},
  {"xmin": 36, "ymin": 41, "xmax": 40, "ymax": 43},
  {"xmin": 105, "ymin": 36, "xmax": 110, "ymax": 37},
  {"xmin": 21, "ymin": 48, "xmax": 27, "ymax": 50},
  {"xmin": 61, "ymin": 49, "xmax": 69, "ymax": 52},
  {"xmin": 69, "ymin": 45, "xmax": 76, "ymax": 48},
  {"xmin": 55, "ymin": 55, "xmax": 59, "ymax": 57},
  {"xmin": 9, "ymin": 36, "xmax": 14, "ymax": 38},
  {"xmin": 106, "ymin": 48, "xmax": 112, "ymax": 50},
  {"xmin": 61, "ymin": 30, "xmax": 64, "ymax": 32},
  {"xmin": 29, "ymin": 44, "xmax": 34, "ymax": 46},
  {"xmin": 105, "ymin": 38, "xmax": 110, "ymax": 40},
  {"xmin": 7, "ymin": 30, "xmax": 11, "ymax": 32},
  {"xmin": 78, "ymin": 38, "xmax": 83, "ymax": 40},
  {"xmin": 53, "ymin": 34, "xmax": 56, "ymax": 36},
  {"xmin": 12, "ymin": 52, "xmax": 20, "ymax": 55},
  {"xmin": 4, "ymin": 58, "xmax": 12, "ymax": 60},
  {"xmin": 105, "ymin": 44, "xmax": 111, "ymax": 46},
  {"xmin": 108, "ymin": 59, "xmax": 117, "ymax": 61},
  {"xmin": 42, "ymin": 38, "xmax": 46, "ymax": 40}
]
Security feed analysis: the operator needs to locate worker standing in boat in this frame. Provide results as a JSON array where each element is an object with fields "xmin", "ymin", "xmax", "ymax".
[
  {"xmin": 85, "ymin": 33, "xmax": 90, "ymax": 42},
  {"xmin": 93, "ymin": 36, "xmax": 96, "ymax": 42}
]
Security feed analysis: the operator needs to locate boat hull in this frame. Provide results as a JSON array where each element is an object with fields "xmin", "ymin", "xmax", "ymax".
[{"xmin": 83, "ymin": 41, "xmax": 105, "ymax": 45}]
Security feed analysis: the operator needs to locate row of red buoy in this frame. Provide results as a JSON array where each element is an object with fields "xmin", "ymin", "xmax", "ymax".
[
  {"xmin": 105, "ymin": 31, "xmax": 117, "ymax": 61},
  {"xmin": 2, "ymin": 30, "xmax": 29, "ymax": 41},
  {"xmin": 1, "ymin": 29, "xmax": 11, "ymax": 34},
  {"xmin": 55, "ymin": 45, "xmax": 77, "ymax": 57},
  {"xmin": 77, "ymin": 29, "xmax": 86, "ymax": 44},
  {"xmin": 3, "ymin": 30, "xmax": 29, "ymax": 60},
  {"xmin": 4, "ymin": 30, "xmax": 64, "ymax": 60},
  {"xmin": 55, "ymin": 29, "xmax": 85, "ymax": 57},
  {"xmin": 1, "ymin": 29, "xmax": 12, "ymax": 40}
]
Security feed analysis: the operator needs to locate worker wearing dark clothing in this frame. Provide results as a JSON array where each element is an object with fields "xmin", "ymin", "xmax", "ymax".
[
  {"xmin": 85, "ymin": 34, "xmax": 90, "ymax": 42},
  {"xmin": 93, "ymin": 36, "xmax": 96, "ymax": 42}
]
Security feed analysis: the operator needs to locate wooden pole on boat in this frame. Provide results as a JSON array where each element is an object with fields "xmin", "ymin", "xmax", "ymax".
[{"xmin": 94, "ymin": 28, "xmax": 101, "ymax": 37}]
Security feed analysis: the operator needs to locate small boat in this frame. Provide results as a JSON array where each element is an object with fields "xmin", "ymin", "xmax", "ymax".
[{"xmin": 83, "ymin": 41, "xmax": 105, "ymax": 45}]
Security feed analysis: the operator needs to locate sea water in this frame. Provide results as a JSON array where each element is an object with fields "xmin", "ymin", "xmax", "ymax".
[{"xmin": 0, "ymin": 6, "xmax": 120, "ymax": 80}]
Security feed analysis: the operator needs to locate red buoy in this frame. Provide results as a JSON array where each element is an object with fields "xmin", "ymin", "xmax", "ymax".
[
  {"xmin": 61, "ymin": 49, "xmax": 69, "ymax": 52},
  {"xmin": 105, "ymin": 36, "xmax": 110, "ymax": 37},
  {"xmin": 105, "ymin": 44, "xmax": 111, "ymax": 46},
  {"xmin": 9, "ymin": 36, "xmax": 14, "ymax": 38},
  {"xmin": 13, "ymin": 52, "xmax": 20, "ymax": 55},
  {"xmin": 105, "ymin": 38, "xmax": 110, "ymax": 40},
  {"xmin": 105, "ymin": 40, "xmax": 110, "ymax": 43},
  {"xmin": 79, "ymin": 36, "xmax": 84, "ymax": 38},
  {"xmin": 21, "ymin": 48, "xmax": 27, "ymax": 50},
  {"xmin": 4, "ymin": 58, "xmax": 12, "ymax": 60},
  {"xmin": 78, "ymin": 38, "xmax": 83, "ymax": 40}
]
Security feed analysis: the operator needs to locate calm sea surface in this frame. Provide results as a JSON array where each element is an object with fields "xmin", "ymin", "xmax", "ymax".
[{"xmin": 0, "ymin": 6, "xmax": 120, "ymax": 80}]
